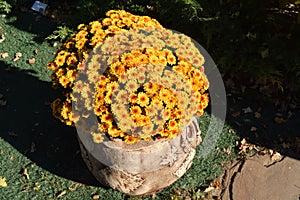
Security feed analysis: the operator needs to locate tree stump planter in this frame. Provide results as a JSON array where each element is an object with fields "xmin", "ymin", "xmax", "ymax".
[{"xmin": 78, "ymin": 117, "xmax": 202, "ymax": 196}]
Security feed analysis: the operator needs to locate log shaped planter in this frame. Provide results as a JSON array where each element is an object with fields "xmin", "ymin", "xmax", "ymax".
[{"xmin": 78, "ymin": 117, "xmax": 202, "ymax": 196}]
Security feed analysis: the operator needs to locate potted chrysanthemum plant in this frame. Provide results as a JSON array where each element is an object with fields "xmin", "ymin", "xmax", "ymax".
[{"xmin": 48, "ymin": 10, "xmax": 209, "ymax": 196}]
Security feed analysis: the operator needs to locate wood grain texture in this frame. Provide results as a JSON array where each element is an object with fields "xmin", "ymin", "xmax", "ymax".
[{"xmin": 78, "ymin": 117, "xmax": 202, "ymax": 195}]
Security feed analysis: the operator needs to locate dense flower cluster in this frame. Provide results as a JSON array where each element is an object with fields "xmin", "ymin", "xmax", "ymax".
[{"xmin": 48, "ymin": 10, "xmax": 209, "ymax": 144}]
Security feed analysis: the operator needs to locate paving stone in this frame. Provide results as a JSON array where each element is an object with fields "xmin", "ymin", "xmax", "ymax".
[{"xmin": 231, "ymin": 155, "xmax": 300, "ymax": 200}]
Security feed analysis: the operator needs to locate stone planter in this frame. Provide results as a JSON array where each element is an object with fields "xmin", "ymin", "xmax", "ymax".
[{"xmin": 78, "ymin": 117, "xmax": 202, "ymax": 196}]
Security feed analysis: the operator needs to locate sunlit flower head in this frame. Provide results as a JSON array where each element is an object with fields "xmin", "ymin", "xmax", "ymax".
[
  {"xmin": 129, "ymin": 93, "xmax": 138, "ymax": 104},
  {"xmin": 124, "ymin": 135, "xmax": 140, "ymax": 144},
  {"xmin": 48, "ymin": 10, "xmax": 209, "ymax": 144},
  {"xmin": 125, "ymin": 80, "xmax": 139, "ymax": 92},
  {"xmin": 92, "ymin": 133, "xmax": 104, "ymax": 143},
  {"xmin": 137, "ymin": 92, "xmax": 149, "ymax": 107},
  {"xmin": 130, "ymin": 105, "xmax": 142, "ymax": 116},
  {"xmin": 75, "ymin": 38, "xmax": 87, "ymax": 50}
]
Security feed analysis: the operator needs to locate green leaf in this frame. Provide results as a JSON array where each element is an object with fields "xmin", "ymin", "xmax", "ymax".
[
  {"xmin": 0, "ymin": 0, "xmax": 11, "ymax": 14},
  {"xmin": 294, "ymin": 0, "xmax": 300, "ymax": 5}
]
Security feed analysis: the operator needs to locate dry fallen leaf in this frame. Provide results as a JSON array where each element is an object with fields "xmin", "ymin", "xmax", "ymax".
[
  {"xmin": 263, "ymin": 149, "xmax": 284, "ymax": 167},
  {"xmin": 34, "ymin": 49, "xmax": 38, "ymax": 55},
  {"xmin": 282, "ymin": 142, "xmax": 290, "ymax": 149},
  {"xmin": 228, "ymin": 129, "xmax": 235, "ymax": 134},
  {"xmin": 13, "ymin": 52, "xmax": 22, "ymax": 62},
  {"xmin": 174, "ymin": 189, "xmax": 181, "ymax": 195},
  {"xmin": 56, "ymin": 190, "xmax": 67, "ymax": 198},
  {"xmin": 0, "ymin": 177, "xmax": 7, "ymax": 187},
  {"xmin": 92, "ymin": 194, "xmax": 100, "ymax": 200},
  {"xmin": 261, "ymin": 48, "xmax": 269, "ymax": 58},
  {"xmin": 231, "ymin": 111, "xmax": 240, "ymax": 117},
  {"xmin": 28, "ymin": 58, "xmax": 35, "ymax": 64},
  {"xmin": 238, "ymin": 138, "xmax": 258, "ymax": 154},
  {"xmin": 0, "ymin": 99, "xmax": 7, "ymax": 106},
  {"xmin": 242, "ymin": 107, "xmax": 253, "ymax": 113},
  {"xmin": 274, "ymin": 117, "xmax": 287, "ymax": 124},
  {"xmin": 271, "ymin": 151, "xmax": 283, "ymax": 162},
  {"xmin": 254, "ymin": 112, "xmax": 261, "ymax": 118},
  {"xmin": 204, "ymin": 186, "xmax": 215, "ymax": 193},
  {"xmin": 241, "ymin": 138, "xmax": 246, "ymax": 145},
  {"xmin": 21, "ymin": 168, "xmax": 30, "ymax": 180},
  {"xmin": 0, "ymin": 52, "xmax": 9, "ymax": 58},
  {"xmin": 223, "ymin": 148, "xmax": 232, "ymax": 155},
  {"xmin": 0, "ymin": 34, "xmax": 5, "ymax": 43}
]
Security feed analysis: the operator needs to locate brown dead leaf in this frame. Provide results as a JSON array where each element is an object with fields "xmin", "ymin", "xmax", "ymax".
[
  {"xmin": 261, "ymin": 48, "xmax": 269, "ymax": 58},
  {"xmin": 56, "ymin": 190, "xmax": 67, "ymax": 198},
  {"xmin": 174, "ymin": 189, "xmax": 181, "ymax": 195},
  {"xmin": 228, "ymin": 129, "xmax": 235, "ymax": 134},
  {"xmin": 204, "ymin": 186, "xmax": 215, "ymax": 193},
  {"xmin": 238, "ymin": 138, "xmax": 258, "ymax": 154},
  {"xmin": 0, "ymin": 99, "xmax": 7, "ymax": 106},
  {"xmin": 28, "ymin": 58, "xmax": 35, "ymax": 64},
  {"xmin": 282, "ymin": 142, "xmax": 290, "ymax": 149},
  {"xmin": 13, "ymin": 52, "xmax": 22, "ymax": 62},
  {"xmin": 92, "ymin": 194, "xmax": 100, "ymax": 200},
  {"xmin": 274, "ymin": 117, "xmax": 287, "ymax": 124},
  {"xmin": 263, "ymin": 150, "xmax": 284, "ymax": 167},
  {"xmin": 254, "ymin": 112, "xmax": 261, "ymax": 118},
  {"xmin": 21, "ymin": 168, "xmax": 30, "ymax": 180},
  {"xmin": 231, "ymin": 111, "xmax": 240, "ymax": 117},
  {"xmin": 68, "ymin": 182, "xmax": 84, "ymax": 191},
  {"xmin": 146, "ymin": 5, "xmax": 154, "ymax": 11},
  {"xmin": 0, "ymin": 52, "xmax": 9, "ymax": 58},
  {"xmin": 250, "ymin": 126, "xmax": 257, "ymax": 132},
  {"xmin": 223, "ymin": 148, "xmax": 232, "ymax": 155},
  {"xmin": 0, "ymin": 34, "xmax": 5, "ymax": 43},
  {"xmin": 151, "ymin": 193, "xmax": 157, "ymax": 199},
  {"xmin": 242, "ymin": 107, "xmax": 253, "ymax": 113},
  {"xmin": 271, "ymin": 151, "xmax": 283, "ymax": 162},
  {"xmin": 0, "ymin": 26, "xmax": 2, "ymax": 30}
]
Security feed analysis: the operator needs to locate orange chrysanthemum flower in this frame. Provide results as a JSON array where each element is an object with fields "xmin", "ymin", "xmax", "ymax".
[
  {"xmin": 137, "ymin": 92, "xmax": 149, "ymax": 107},
  {"xmin": 92, "ymin": 133, "xmax": 104, "ymax": 143}
]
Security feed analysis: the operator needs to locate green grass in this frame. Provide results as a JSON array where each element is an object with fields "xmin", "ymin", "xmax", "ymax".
[
  {"xmin": 0, "ymin": 12, "xmax": 57, "ymax": 81},
  {"xmin": 1, "ymin": 6, "xmax": 299, "ymax": 200},
  {"xmin": 0, "ymin": 10, "xmax": 240, "ymax": 200}
]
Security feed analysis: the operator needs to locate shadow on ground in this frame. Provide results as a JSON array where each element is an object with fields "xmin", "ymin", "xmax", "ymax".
[
  {"xmin": 226, "ymin": 89, "xmax": 300, "ymax": 160},
  {"xmin": 0, "ymin": 62, "xmax": 100, "ymax": 186},
  {"xmin": 6, "ymin": 10, "xmax": 57, "ymax": 43}
]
